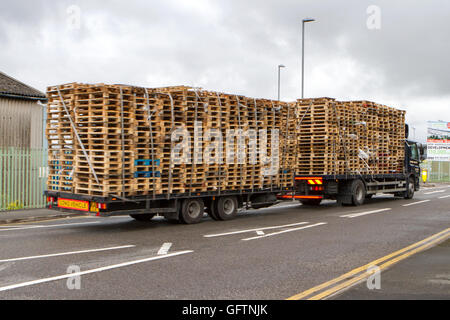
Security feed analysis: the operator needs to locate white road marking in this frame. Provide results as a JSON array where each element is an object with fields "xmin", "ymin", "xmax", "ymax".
[
  {"xmin": 0, "ymin": 245, "xmax": 136, "ymax": 263},
  {"xmin": 0, "ymin": 225, "xmax": 28, "ymax": 228},
  {"xmin": 402, "ymin": 200, "xmax": 431, "ymax": 207},
  {"xmin": 241, "ymin": 222, "xmax": 327, "ymax": 241},
  {"xmin": 0, "ymin": 250, "xmax": 193, "ymax": 292},
  {"xmin": 424, "ymin": 190, "xmax": 446, "ymax": 195},
  {"xmin": 340, "ymin": 208, "xmax": 392, "ymax": 219},
  {"xmin": 256, "ymin": 231, "xmax": 265, "ymax": 236},
  {"xmin": 204, "ymin": 222, "xmax": 309, "ymax": 238},
  {"xmin": 439, "ymin": 195, "xmax": 450, "ymax": 199},
  {"xmin": 420, "ymin": 185, "xmax": 450, "ymax": 191},
  {"xmin": 157, "ymin": 243, "xmax": 173, "ymax": 255},
  {"xmin": 0, "ymin": 221, "xmax": 101, "ymax": 232}
]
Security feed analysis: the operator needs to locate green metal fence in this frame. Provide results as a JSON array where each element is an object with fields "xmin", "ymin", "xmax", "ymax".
[
  {"xmin": 422, "ymin": 160, "xmax": 450, "ymax": 183},
  {"xmin": 0, "ymin": 147, "xmax": 48, "ymax": 211}
]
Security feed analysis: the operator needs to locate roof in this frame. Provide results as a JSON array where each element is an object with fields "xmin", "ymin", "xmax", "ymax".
[{"xmin": 0, "ymin": 71, "xmax": 46, "ymax": 101}]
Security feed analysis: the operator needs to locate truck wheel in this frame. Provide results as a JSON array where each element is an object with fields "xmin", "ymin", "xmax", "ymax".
[
  {"xmin": 300, "ymin": 199, "xmax": 322, "ymax": 206},
  {"xmin": 206, "ymin": 201, "xmax": 220, "ymax": 221},
  {"xmin": 130, "ymin": 213, "xmax": 156, "ymax": 222},
  {"xmin": 405, "ymin": 177, "xmax": 415, "ymax": 199},
  {"xmin": 216, "ymin": 196, "xmax": 238, "ymax": 221},
  {"xmin": 179, "ymin": 199, "xmax": 205, "ymax": 224},
  {"xmin": 351, "ymin": 179, "xmax": 366, "ymax": 206}
]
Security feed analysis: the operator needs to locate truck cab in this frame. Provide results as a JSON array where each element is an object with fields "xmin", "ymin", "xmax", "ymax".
[{"xmin": 405, "ymin": 139, "xmax": 423, "ymax": 194}]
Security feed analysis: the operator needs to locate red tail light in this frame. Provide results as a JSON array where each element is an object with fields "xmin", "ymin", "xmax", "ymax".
[{"xmin": 97, "ymin": 203, "xmax": 107, "ymax": 210}]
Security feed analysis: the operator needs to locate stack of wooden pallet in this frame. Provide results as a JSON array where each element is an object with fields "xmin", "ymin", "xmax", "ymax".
[
  {"xmin": 295, "ymin": 98, "xmax": 406, "ymax": 175},
  {"xmin": 46, "ymin": 83, "xmax": 406, "ymax": 197},
  {"xmin": 46, "ymin": 83, "xmax": 297, "ymax": 197}
]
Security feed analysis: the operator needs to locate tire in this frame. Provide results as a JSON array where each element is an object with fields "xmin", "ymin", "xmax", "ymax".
[
  {"xmin": 130, "ymin": 213, "xmax": 156, "ymax": 222},
  {"xmin": 300, "ymin": 199, "xmax": 322, "ymax": 206},
  {"xmin": 405, "ymin": 177, "xmax": 415, "ymax": 199},
  {"xmin": 216, "ymin": 196, "xmax": 238, "ymax": 221},
  {"xmin": 207, "ymin": 201, "xmax": 220, "ymax": 221},
  {"xmin": 350, "ymin": 179, "xmax": 366, "ymax": 206},
  {"xmin": 179, "ymin": 198, "xmax": 205, "ymax": 224}
]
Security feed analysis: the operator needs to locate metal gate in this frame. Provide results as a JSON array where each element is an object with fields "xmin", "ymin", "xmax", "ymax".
[
  {"xmin": 0, "ymin": 147, "xmax": 48, "ymax": 211},
  {"xmin": 423, "ymin": 160, "xmax": 450, "ymax": 183}
]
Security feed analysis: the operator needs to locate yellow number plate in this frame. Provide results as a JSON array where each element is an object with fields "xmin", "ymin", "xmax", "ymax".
[{"xmin": 58, "ymin": 198, "xmax": 89, "ymax": 212}]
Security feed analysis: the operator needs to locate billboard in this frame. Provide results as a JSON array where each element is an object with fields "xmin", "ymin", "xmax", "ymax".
[{"xmin": 427, "ymin": 121, "xmax": 450, "ymax": 161}]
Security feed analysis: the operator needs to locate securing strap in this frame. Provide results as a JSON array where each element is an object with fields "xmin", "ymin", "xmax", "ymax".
[
  {"xmin": 215, "ymin": 92, "xmax": 223, "ymax": 195},
  {"xmin": 144, "ymin": 88, "xmax": 157, "ymax": 200},
  {"xmin": 154, "ymin": 91, "xmax": 175, "ymax": 199},
  {"xmin": 119, "ymin": 87, "xmax": 126, "ymax": 197},
  {"xmin": 57, "ymin": 87, "xmax": 100, "ymax": 185},
  {"xmin": 193, "ymin": 89, "xmax": 208, "ymax": 113},
  {"xmin": 235, "ymin": 95, "xmax": 244, "ymax": 195},
  {"xmin": 270, "ymin": 101, "xmax": 279, "ymax": 187}
]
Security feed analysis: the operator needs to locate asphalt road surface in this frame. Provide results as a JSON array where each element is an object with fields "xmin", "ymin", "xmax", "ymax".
[{"xmin": 0, "ymin": 186, "xmax": 449, "ymax": 300}]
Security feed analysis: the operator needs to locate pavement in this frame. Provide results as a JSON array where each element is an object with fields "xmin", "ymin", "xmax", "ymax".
[
  {"xmin": 0, "ymin": 208, "xmax": 79, "ymax": 225},
  {"xmin": 333, "ymin": 239, "xmax": 450, "ymax": 300},
  {"xmin": 0, "ymin": 183, "xmax": 448, "ymax": 300}
]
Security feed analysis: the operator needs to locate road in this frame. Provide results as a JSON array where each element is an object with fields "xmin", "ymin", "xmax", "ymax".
[{"xmin": 0, "ymin": 186, "xmax": 449, "ymax": 300}]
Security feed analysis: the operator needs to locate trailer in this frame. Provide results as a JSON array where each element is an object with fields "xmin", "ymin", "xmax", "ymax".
[
  {"xmin": 45, "ymin": 187, "xmax": 289, "ymax": 223},
  {"xmin": 44, "ymin": 83, "xmax": 297, "ymax": 224}
]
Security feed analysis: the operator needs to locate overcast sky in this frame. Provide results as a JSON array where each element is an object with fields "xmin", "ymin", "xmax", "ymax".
[{"xmin": 1, "ymin": 0, "xmax": 450, "ymax": 142}]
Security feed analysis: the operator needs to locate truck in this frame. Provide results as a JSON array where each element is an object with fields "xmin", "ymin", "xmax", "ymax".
[
  {"xmin": 44, "ymin": 84, "xmax": 423, "ymax": 224},
  {"xmin": 288, "ymin": 133, "xmax": 423, "ymax": 207}
]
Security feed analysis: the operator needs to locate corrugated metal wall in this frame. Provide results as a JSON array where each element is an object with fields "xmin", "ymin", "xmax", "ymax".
[{"xmin": 0, "ymin": 97, "xmax": 44, "ymax": 148}]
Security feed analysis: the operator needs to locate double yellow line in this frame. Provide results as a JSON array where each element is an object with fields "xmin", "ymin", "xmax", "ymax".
[{"xmin": 287, "ymin": 228, "xmax": 450, "ymax": 300}]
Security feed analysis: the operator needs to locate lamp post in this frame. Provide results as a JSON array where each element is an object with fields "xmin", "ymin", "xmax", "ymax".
[
  {"xmin": 278, "ymin": 64, "xmax": 286, "ymax": 105},
  {"xmin": 302, "ymin": 18, "xmax": 315, "ymax": 99}
]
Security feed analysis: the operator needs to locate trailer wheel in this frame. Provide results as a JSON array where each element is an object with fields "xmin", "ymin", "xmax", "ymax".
[
  {"xmin": 179, "ymin": 199, "xmax": 205, "ymax": 224},
  {"xmin": 300, "ymin": 199, "xmax": 322, "ymax": 206},
  {"xmin": 216, "ymin": 196, "xmax": 238, "ymax": 221},
  {"xmin": 405, "ymin": 177, "xmax": 415, "ymax": 199},
  {"xmin": 130, "ymin": 213, "xmax": 156, "ymax": 222},
  {"xmin": 351, "ymin": 179, "xmax": 366, "ymax": 206}
]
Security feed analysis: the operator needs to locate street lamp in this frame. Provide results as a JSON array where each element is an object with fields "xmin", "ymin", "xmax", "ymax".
[
  {"xmin": 278, "ymin": 64, "xmax": 286, "ymax": 105},
  {"xmin": 302, "ymin": 18, "xmax": 316, "ymax": 99}
]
